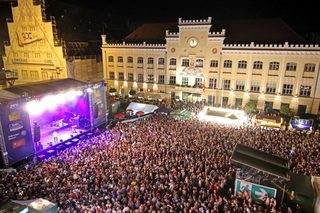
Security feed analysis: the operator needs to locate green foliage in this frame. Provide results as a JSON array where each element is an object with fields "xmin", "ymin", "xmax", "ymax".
[
  {"xmin": 280, "ymin": 105, "xmax": 294, "ymax": 116},
  {"xmin": 244, "ymin": 101, "xmax": 257, "ymax": 113},
  {"xmin": 129, "ymin": 89, "xmax": 136, "ymax": 96}
]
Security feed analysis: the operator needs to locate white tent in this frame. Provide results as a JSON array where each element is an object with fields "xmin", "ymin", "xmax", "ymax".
[{"xmin": 126, "ymin": 102, "xmax": 158, "ymax": 114}]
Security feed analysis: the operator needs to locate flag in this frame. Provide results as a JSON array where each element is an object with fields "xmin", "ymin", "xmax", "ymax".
[{"xmin": 202, "ymin": 78, "xmax": 206, "ymax": 93}]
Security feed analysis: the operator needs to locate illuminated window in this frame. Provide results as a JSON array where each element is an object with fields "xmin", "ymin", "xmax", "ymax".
[
  {"xmin": 222, "ymin": 79, "xmax": 231, "ymax": 90},
  {"xmin": 22, "ymin": 70, "xmax": 28, "ymax": 79},
  {"xmin": 118, "ymin": 56, "xmax": 123, "ymax": 63},
  {"xmin": 30, "ymin": 71, "xmax": 39, "ymax": 80},
  {"xmin": 35, "ymin": 53, "xmax": 40, "ymax": 58},
  {"xmin": 195, "ymin": 59, "xmax": 203, "ymax": 67},
  {"xmin": 42, "ymin": 71, "xmax": 48, "ymax": 80},
  {"xmin": 300, "ymin": 85, "xmax": 311, "ymax": 97},
  {"xmin": 238, "ymin": 60, "xmax": 247, "ymax": 69},
  {"xmin": 182, "ymin": 77, "xmax": 188, "ymax": 85},
  {"xmin": 147, "ymin": 74, "xmax": 154, "ymax": 82}
]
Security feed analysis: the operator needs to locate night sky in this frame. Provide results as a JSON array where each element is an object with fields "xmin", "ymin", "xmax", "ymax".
[{"xmin": 0, "ymin": 0, "xmax": 319, "ymax": 42}]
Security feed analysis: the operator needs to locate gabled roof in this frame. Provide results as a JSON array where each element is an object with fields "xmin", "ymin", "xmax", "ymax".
[
  {"xmin": 123, "ymin": 18, "xmax": 305, "ymax": 44},
  {"xmin": 124, "ymin": 22, "xmax": 177, "ymax": 43},
  {"xmin": 230, "ymin": 144, "xmax": 290, "ymax": 180},
  {"xmin": 2, "ymin": 78, "xmax": 88, "ymax": 97}
]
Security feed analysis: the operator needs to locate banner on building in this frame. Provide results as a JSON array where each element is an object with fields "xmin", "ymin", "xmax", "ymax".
[{"xmin": 91, "ymin": 81, "xmax": 107, "ymax": 128}]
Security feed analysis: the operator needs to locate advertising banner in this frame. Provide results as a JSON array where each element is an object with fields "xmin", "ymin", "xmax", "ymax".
[
  {"xmin": 0, "ymin": 99, "xmax": 34, "ymax": 166},
  {"xmin": 235, "ymin": 179, "xmax": 277, "ymax": 202},
  {"xmin": 91, "ymin": 81, "xmax": 107, "ymax": 128}
]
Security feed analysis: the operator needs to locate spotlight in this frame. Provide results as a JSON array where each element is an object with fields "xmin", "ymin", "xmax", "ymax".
[
  {"xmin": 76, "ymin": 90, "xmax": 83, "ymax": 96},
  {"xmin": 66, "ymin": 90, "xmax": 76, "ymax": 101},
  {"xmin": 56, "ymin": 94, "xmax": 66, "ymax": 104},
  {"xmin": 26, "ymin": 100, "xmax": 44, "ymax": 115}
]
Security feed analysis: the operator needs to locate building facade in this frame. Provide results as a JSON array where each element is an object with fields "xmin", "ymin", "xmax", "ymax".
[
  {"xmin": 101, "ymin": 17, "xmax": 320, "ymax": 115},
  {"xmin": 1, "ymin": 0, "xmax": 103, "ymax": 87},
  {"xmin": 2, "ymin": 0, "xmax": 68, "ymax": 85}
]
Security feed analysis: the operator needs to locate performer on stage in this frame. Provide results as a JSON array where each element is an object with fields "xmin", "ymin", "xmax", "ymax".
[{"xmin": 53, "ymin": 131, "xmax": 59, "ymax": 144}]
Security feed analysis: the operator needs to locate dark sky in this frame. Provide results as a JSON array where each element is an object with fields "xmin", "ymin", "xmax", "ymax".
[{"xmin": 0, "ymin": 0, "xmax": 319, "ymax": 42}]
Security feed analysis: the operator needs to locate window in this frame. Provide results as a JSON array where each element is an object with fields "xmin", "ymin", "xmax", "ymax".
[
  {"xmin": 128, "ymin": 73, "xmax": 134, "ymax": 81},
  {"xmin": 223, "ymin": 60, "xmax": 232, "ymax": 68},
  {"xmin": 169, "ymin": 58, "xmax": 176, "ymax": 65},
  {"xmin": 208, "ymin": 95, "xmax": 215, "ymax": 105},
  {"xmin": 238, "ymin": 60, "xmax": 247, "ymax": 69},
  {"xmin": 209, "ymin": 78, "xmax": 217, "ymax": 89},
  {"xmin": 109, "ymin": 72, "xmax": 115, "ymax": 80},
  {"xmin": 108, "ymin": 56, "xmax": 114, "ymax": 62},
  {"xmin": 127, "ymin": 57, "xmax": 133, "ymax": 63},
  {"xmin": 30, "ymin": 71, "xmax": 39, "ymax": 80},
  {"xmin": 158, "ymin": 58, "xmax": 165, "ymax": 65},
  {"xmin": 137, "ymin": 57, "xmax": 143, "ymax": 65},
  {"xmin": 147, "ymin": 74, "xmax": 154, "ymax": 82},
  {"xmin": 210, "ymin": 60, "xmax": 218, "ymax": 68},
  {"xmin": 117, "ymin": 56, "xmax": 123, "ymax": 63},
  {"xmin": 22, "ymin": 71, "xmax": 28, "ymax": 79},
  {"xmin": 46, "ymin": 53, "xmax": 52, "ymax": 59},
  {"xmin": 266, "ymin": 83, "xmax": 276, "ymax": 94},
  {"xmin": 304, "ymin": 63, "xmax": 315, "ymax": 72},
  {"xmin": 138, "ymin": 74, "xmax": 144, "ymax": 82},
  {"xmin": 195, "ymin": 78, "xmax": 202, "ymax": 87},
  {"xmin": 35, "ymin": 53, "xmax": 40, "ymax": 58},
  {"xmin": 52, "ymin": 72, "xmax": 59, "ymax": 79},
  {"xmin": 24, "ymin": 52, "xmax": 29, "ymax": 58},
  {"xmin": 118, "ymin": 72, "xmax": 124, "ymax": 80},
  {"xmin": 182, "ymin": 77, "xmax": 188, "ymax": 85},
  {"xmin": 158, "ymin": 75, "xmax": 165, "ymax": 84},
  {"xmin": 222, "ymin": 79, "xmax": 230, "ymax": 90},
  {"xmin": 236, "ymin": 80, "xmax": 245, "ymax": 91},
  {"xmin": 195, "ymin": 59, "xmax": 203, "ymax": 67},
  {"xmin": 282, "ymin": 84, "xmax": 293, "ymax": 95},
  {"xmin": 169, "ymin": 76, "xmax": 176, "ymax": 85},
  {"xmin": 235, "ymin": 98, "xmax": 243, "ymax": 109},
  {"xmin": 253, "ymin": 61, "xmax": 263, "ymax": 70},
  {"xmin": 147, "ymin": 57, "xmax": 154, "ymax": 64},
  {"xmin": 42, "ymin": 71, "xmax": 48, "ymax": 80},
  {"xmin": 269, "ymin": 62, "xmax": 280, "ymax": 70},
  {"xmin": 300, "ymin": 85, "xmax": 311, "ymax": 97},
  {"xmin": 182, "ymin": 59, "xmax": 189, "ymax": 67},
  {"xmin": 286, "ymin": 63, "xmax": 297, "ymax": 71},
  {"xmin": 251, "ymin": 82, "xmax": 260, "ymax": 92}
]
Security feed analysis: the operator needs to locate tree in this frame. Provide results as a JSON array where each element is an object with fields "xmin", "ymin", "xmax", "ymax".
[
  {"xmin": 129, "ymin": 89, "xmax": 136, "ymax": 96},
  {"xmin": 243, "ymin": 101, "xmax": 257, "ymax": 114},
  {"xmin": 280, "ymin": 105, "xmax": 294, "ymax": 116}
]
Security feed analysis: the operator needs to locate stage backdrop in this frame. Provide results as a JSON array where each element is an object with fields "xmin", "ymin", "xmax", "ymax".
[
  {"xmin": 0, "ymin": 99, "xmax": 34, "ymax": 167},
  {"xmin": 91, "ymin": 81, "xmax": 107, "ymax": 128}
]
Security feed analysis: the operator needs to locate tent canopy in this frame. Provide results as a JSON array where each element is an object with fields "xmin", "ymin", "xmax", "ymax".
[
  {"xmin": 231, "ymin": 144, "xmax": 290, "ymax": 180},
  {"xmin": 126, "ymin": 102, "xmax": 158, "ymax": 114}
]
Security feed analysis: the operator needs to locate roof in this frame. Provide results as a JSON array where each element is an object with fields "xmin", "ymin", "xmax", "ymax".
[
  {"xmin": 230, "ymin": 144, "xmax": 290, "ymax": 180},
  {"xmin": 124, "ymin": 22, "xmax": 178, "ymax": 43},
  {"xmin": 2, "ymin": 78, "xmax": 88, "ymax": 97},
  {"xmin": 123, "ymin": 18, "xmax": 305, "ymax": 44}
]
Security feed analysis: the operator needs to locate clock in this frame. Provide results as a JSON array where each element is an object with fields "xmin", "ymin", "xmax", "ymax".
[{"xmin": 188, "ymin": 37, "xmax": 198, "ymax": 48}]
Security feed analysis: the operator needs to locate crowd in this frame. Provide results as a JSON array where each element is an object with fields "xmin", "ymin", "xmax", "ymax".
[{"xmin": 0, "ymin": 112, "xmax": 319, "ymax": 212}]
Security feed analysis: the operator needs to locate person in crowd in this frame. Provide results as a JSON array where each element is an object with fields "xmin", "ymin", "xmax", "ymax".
[{"xmin": 0, "ymin": 105, "xmax": 319, "ymax": 212}]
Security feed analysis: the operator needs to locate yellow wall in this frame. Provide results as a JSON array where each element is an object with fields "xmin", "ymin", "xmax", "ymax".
[{"xmin": 102, "ymin": 17, "xmax": 320, "ymax": 114}]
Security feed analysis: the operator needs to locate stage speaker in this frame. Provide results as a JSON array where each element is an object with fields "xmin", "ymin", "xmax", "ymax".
[{"xmin": 33, "ymin": 124, "xmax": 41, "ymax": 142}]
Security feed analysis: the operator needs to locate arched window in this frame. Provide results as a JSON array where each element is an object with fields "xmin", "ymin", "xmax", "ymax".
[
  {"xmin": 127, "ymin": 56, "xmax": 133, "ymax": 63},
  {"xmin": 108, "ymin": 56, "xmax": 114, "ymax": 62},
  {"xmin": 147, "ymin": 57, "xmax": 154, "ymax": 64},
  {"xmin": 238, "ymin": 60, "xmax": 247, "ymax": 69},
  {"xmin": 223, "ymin": 60, "xmax": 232, "ymax": 68},
  {"xmin": 170, "ymin": 58, "xmax": 176, "ymax": 65},
  {"xmin": 269, "ymin": 62, "xmax": 279, "ymax": 70},
  {"xmin": 158, "ymin": 57, "xmax": 165, "ymax": 65},
  {"xmin": 253, "ymin": 61, "xmax": 263, "ymax": 69}
]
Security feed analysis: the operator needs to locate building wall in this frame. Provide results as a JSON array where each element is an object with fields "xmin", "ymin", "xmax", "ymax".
[
  {"xmin": 2, "ymin": 0, "xmax": 68, "ymax": 85},
  {"xmin": 101, "ymin": 17, "xmax": 320, "ymax": 115}
]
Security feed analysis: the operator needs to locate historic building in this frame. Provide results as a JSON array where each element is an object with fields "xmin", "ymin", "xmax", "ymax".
[
  {"xmin": 101, "ymin": 17, "xmax": 320, "ymax": 115},
  {"xmin": 1, "ymin": 0, "xmax": 102, "ymax": 87}
]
